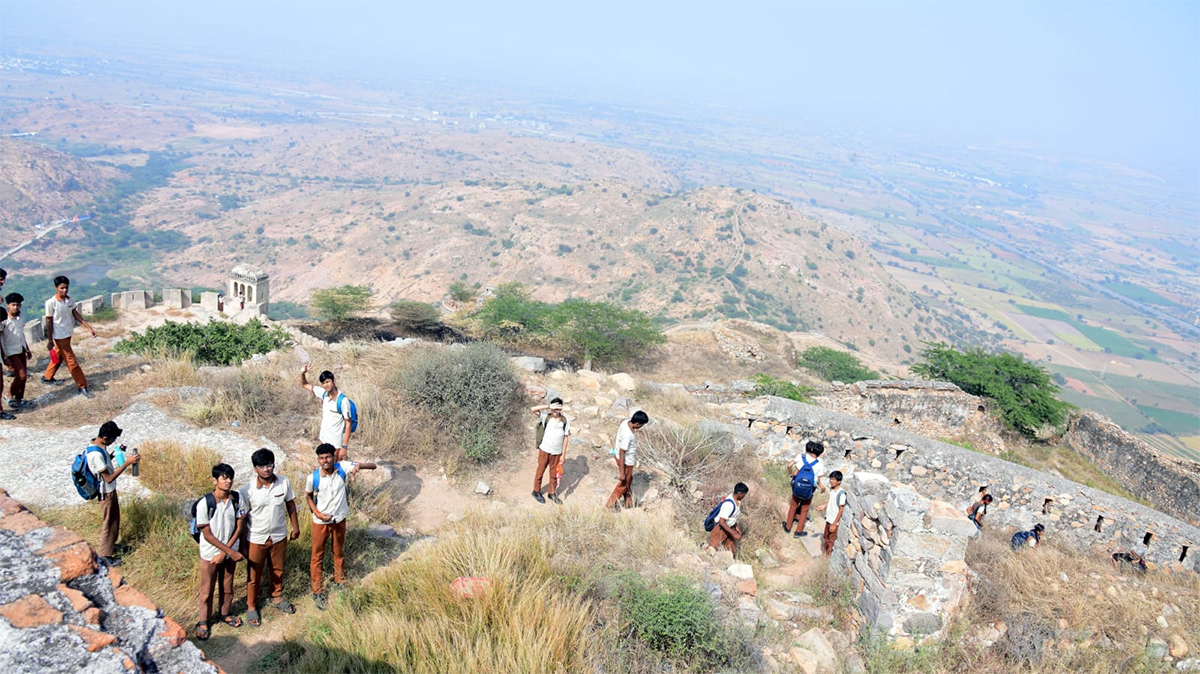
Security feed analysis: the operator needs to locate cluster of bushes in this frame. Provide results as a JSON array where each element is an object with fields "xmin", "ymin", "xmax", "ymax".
[
  {"xmin": 470, "ymin": 282, "xmax": 665, "ymax": 367},
  {"xmin": 912, "ymin": 342, "xmax": 1072, "ymax": 437},
  {"xmin": 751, "ymin": 373, "xmax": 814, "ymax": 403},
  {"xmin": 114, "ymin": 319, "xmax": 291, "ymax": 366},
  {"xmin": 797, "ymin": 346, "xmax": 878, "ymax": 383}
]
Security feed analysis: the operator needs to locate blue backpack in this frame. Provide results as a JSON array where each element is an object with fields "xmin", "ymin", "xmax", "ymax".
[
  {"xmin": 188, "ymin": 491, "xmax": 241, "ymax": 542},
  {"xmin": 704, "ymin": 498, "xmax": 735, "ymax": 532},
  {"xmin": 312, "ymin": 464, "xmax": 347, "ymax": 496},
  {"xmin": 792, "ymin": 456, "xmax": 819, "ymax": 501},
  {"xmin": 71, "ymin": 445, "xmax": 108, "ymax": 500},
  {"xmin": 326, "ymin": 392, "xmax": 359, "ymax": 433},
  {"xmin": 1010, "ymin": 529, "xmax": 1039, "ymax": 551}
]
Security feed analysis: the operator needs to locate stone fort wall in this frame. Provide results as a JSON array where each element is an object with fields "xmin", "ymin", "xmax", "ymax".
[{"xmin": 721, "ymin": 395, "xmax": 1198, "ymax": 573}]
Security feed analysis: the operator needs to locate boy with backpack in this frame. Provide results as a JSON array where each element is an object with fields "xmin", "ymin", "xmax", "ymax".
[
  {"xmin": 193, "ymin": 463, "xmax": 247, "ymax": 640},
  {"xmin": 530, "ymin": 398, "xmax": 570, "ymax": 504},
  {"xmin": 1010, "ymin": 523, "xmax": 1045, "ymax": 551},
  {"xmin": 305, "ymin": 443, "xmax": 377, "ymax": 610},
  {"xmin": 74, "ymin": 421, "xmax": 140, "ymax": 566},
  {"xmin": 704, "ymin": 482, "xmax": 750, "ymax": 554},
  {"xmin": 783, "ymin": 440, "xmax": 828, "ymax": 538},
  {"xmin": 300, "ymin": 363, "xmax": 357, "ymax": 460},
  {"xmin": 966, "ymin": 494, "xmax": 993, "ymax": 535},
  {"xmin": 822, "ymin": 471, "xmax": 847, "ymax": 556},
  {"xmin": 0, "ymin": 292, "xmax": 31, "ymax": 415},
  {"xmin": 239, "ymin": 448, "xmax": 300, "ymax": 627}
]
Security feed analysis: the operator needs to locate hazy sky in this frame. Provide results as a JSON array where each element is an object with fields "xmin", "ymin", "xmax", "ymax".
[{"xmin": 3, "ymin": 1, "xmax": 1198, "ymax": 180}]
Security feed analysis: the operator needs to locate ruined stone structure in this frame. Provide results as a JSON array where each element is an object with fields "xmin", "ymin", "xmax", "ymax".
[
  {"xmin": 729, "ymin": 395, "xmax": 1198, "ymax": 573},
  {"xmin": 110, "ymin": 290, "xmax": 152, "ymax": 311},
  {"xmin": 77, "ymin": 295, "xmax": 104, "ymax": 316},
  {"xmin": 829, "ymin": 472, "xmax": 974, "ymax": 644},
  {"xmin": 228, "ymin": 265, "xmax": 269, "ymax": 317},
  {"xmin": 1065, "ymin": 412, "xmax": 1200, "ymax": 528},
  {"xmin": 163, "ymin": 288, "xmax": 191, "ymax": 310},
  {"xmin": 0, "ymin": 490, "xmax": 219, "ymax": 673}
]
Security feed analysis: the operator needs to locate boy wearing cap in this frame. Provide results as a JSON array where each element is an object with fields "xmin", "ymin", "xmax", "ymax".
[{"xmin": 530, "ymin": 398, "xmax": 570, "ymax": 504}]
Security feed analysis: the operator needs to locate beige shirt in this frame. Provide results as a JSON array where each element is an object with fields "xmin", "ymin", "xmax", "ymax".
[
  {"xmin": 85, "ymin": 445, "xmax": 115, "ymax": 496},
  {"xmin": 305, "ymin": 462, "xmax": 356, "ymax": 525},
  {"xmin": 44, "ymin": 296, "xmax": 77, "ymax": 340},
  {"xmin": 196, "ymin": 494, "xmax": 247, "ymax": 562},
  {"xmin": 0, "ymin": 314, "xmax": 26, "ymax": 357},
  {"xmin": 239, "ymin": 476, "xmax": 295, "ymax": 545}
]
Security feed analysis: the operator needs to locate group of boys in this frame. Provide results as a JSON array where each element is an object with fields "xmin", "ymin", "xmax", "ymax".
[{"xmin": 0, "ymin": 273, "xmax": 96, "ymax": 416}]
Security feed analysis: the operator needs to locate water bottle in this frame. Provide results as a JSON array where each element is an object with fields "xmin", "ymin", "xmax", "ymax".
[
  {"xmin": 113, "ymin": 445, "xmax": 126, "ymax": 468},
  {"xmin": 130, "ymin": 447, "xmax": 139, "ymax": 477}
]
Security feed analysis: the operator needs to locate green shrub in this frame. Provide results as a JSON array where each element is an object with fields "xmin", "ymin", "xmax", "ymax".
[
  {"xmin": 797, "ymin": 346, "xmax": 878, "ymax": 383},
  {"xmin": 113, "ymin": 319, "xmax": 290, "ymax": 366},
  {"xmin": 912, "ymin": 342, "xmax": 1072, "ymax": 437},
  {"xmin": 310, "ymin": 285, "xmax": 373, "ymax": 322},
  {"xmin": 752, "ymin": 373, "xmax": 814, "ymax": 403},
  {"xmin": 615, "ymin": 573, "xmax": 744, "ymax": 668},
  {"xmin": 399, "ymin": 343, "xmax": 521, "ymax": 461},
  {"xmin": 388, "ymin": 300, "xmax": 442, "ymax": 332},
  {"xmin": 448, "ymin": 280, "xmax": 475, "ymax": 303}
]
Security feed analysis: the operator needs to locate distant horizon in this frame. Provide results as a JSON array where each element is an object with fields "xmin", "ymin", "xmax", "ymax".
[{"xmin": 2, "ymin": 0, "xmax": 1198, "ymax": 187}]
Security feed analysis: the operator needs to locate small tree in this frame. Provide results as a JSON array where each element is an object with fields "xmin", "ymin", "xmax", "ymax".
[
  {"xmin": 474, "ymin": 282, "xmax": 550, "ymax": 339},
  {"xmin": 389, "ymin": 300, "xmax": 442, "ymax": 332},
  {"xmin": 448, "ymin": 281, "xmax": 475, "ymax": 304},
  {"xmin": 797, "ymin": 346, "xmax": 878, "ymax": 383},
  {"xmin": 310, "ymin": 285, "xmax": 372, "ymax": 323},
  {"xmin": 547, "ymin": 299, "xmax": 665, "ymax": 368}
]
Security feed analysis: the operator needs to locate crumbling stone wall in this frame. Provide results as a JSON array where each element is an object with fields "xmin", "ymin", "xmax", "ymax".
[
  {"xmin": 1064, "ymin": 412, "xmax": 1200, "ymax": 528},
  {"xmin": 728, "ymin": 396, "xmax": 1198, "ymax": 574},
  {"xmin": 0, "ymin": 490, "xmax": 220, "ymax": 674},
  {"xmin": 829, "ymin": 472, "xmax": 974, "ymax": 646}
]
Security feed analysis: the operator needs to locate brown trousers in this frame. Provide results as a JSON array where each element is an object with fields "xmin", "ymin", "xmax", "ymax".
[
  {"xmin": 532, "ymin": 450, "xmax": 562, "ymax": 495},
  {"xmin": 45, "ymin": 337, "xmax": 87, "ymax": 388},
  {"xmin": 246, "ymin": 538, "xmax": 287, "ymax": 610},
  {"xmin": 310, "ymin": 519, "xmax": 346, "ymax": 594},
  {"xmin": 605, "ymin": 463, "xmax": 635, "ymax": 508},
  {"xmin": 822, "ymin": 523, "xmax": 838, "ymax": 557},
  {"xmin": 708, "ymin": 523, "xmax": 740, "ymax": 553},
  {"xmin": 97, "ymin": 491, "xmax": 120, "ymax": 557},
  {"xmin": 197, "ymin": 555, "xmax": 238, "ymax": 623},
  {"xmin": 5, "ymin": 353, "xmax": 27, "ymax": 401},
  {"xmin": 784, "ymin": 494, "xmax": 813, "ymax": 534}
]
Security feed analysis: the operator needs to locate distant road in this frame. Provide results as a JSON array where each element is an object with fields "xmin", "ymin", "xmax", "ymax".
[{"xmin": 0, "ymin": 220, "xmax": 71, "ymax": 263}]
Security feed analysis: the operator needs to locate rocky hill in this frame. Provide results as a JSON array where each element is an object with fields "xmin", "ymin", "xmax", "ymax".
[{"xmin": 0, "ymin": 139, "xmax": 120, "ymax": 229}]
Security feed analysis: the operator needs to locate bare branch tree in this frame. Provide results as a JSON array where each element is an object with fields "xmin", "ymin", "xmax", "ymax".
[{"xmin": 638, "ymin": 421, "xmax": 732, "ymax": 492}]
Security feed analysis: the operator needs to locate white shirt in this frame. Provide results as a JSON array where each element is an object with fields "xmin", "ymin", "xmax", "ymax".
[
  {"xmin": 716, "ymin": 495, "xmax": 741, "ymax": 527},
  {"xmin": 793, "ymin": 453, "xmax": 827, "ymax": 486},
  {"xmin": 45, "ymin": 296, "xmax": 78, "ymax": 340},
  {"xmin": 313, "ymin": 387, "xmax": 351, "ymax": 446},
  {"xmin": 825, "ymin": 488, "xmax": 848, "ymax": 524},
  {"xmin": 85, "ymin": 445, "xmax": 115, "ymax": 496},
  {"xmin": 538, "ymin": 412, "xmax": 571, "ymax": 455},
  {"xmin": 196, "ymin": 493, "xmax": 246, "ymax": 562},
  {"xmin": 239, "ymin": 476, "xmax": 295, "ymax": 545},
  {"xmin": 0, "ymin": 314, "xmax": 26, "ymax": 357},
  {"xmin": 305, "ymin": 461, "xmax": 357, "ymax": 525},
  {"xmin": 616, "ymin": 420, "xmax": 638, "ymax": 467}
]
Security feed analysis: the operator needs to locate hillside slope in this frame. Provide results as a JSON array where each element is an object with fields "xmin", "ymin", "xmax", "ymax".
[{"xmin": 0, "ymin": 139, "xmax": 120, "ymax": 228}]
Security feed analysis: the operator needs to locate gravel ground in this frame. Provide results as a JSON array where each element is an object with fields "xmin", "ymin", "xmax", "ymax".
[{"xmin": 0, "ymin": 401, "xmax": 285, "ymax": 509}]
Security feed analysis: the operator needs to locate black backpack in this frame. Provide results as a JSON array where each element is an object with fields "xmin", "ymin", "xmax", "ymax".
[{"xmin": 189, "ymin": 492, "xmax": 240, "ymax": 542}]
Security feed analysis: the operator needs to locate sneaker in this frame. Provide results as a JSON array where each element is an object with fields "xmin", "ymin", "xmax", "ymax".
[
  {"xmin": 41, "ymin": 377, "xmax": 60, "ymax": 385},
  {"xmin": 798, "ymin": 531, "xmax": 810, "ymax": 538},
  {"xmin": 101, "ymin": 556, "xmax": 123, "ymax": 567},
  {"xmin": 549, "ymin": 494, "xmax": 562, "ymax": 505},
  {"xmin": 313, "ymin": 593, "xmax": 327, "ymax": 611},
  {"xmin": 532, "ymin": 491, "xmax": 545, "ymax": 504},
  {"xmin": 7, "ymin": 399, "xmax": 16, "ymax": 411},
  {"xmin": 0, "ymin": 411, "xmax": 14, "ymax": 420},
  {"xmin": 18, "ymin": 400, "xmax": 35, "ymax": 409},
  {"xmin": 78, "ymin": 387, "xmax": 93, "ymax": 399},
  {"xmin": 781, "ymin": 522, "xmax": 791, "ymax": 534}
]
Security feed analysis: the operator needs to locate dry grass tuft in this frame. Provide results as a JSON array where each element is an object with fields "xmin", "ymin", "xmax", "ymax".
[{"xmin": 134, "ymin": 439, "xmax": 222, "ymax": 495}]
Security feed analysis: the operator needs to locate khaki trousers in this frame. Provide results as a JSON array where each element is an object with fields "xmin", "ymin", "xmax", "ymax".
[
  {"xmin": 45, "ymin": 337, "xmax": 87, "ymax": 388},
  {"xmin": 5, "ymin": 353, "xmax": 27, "ymax": 400},
  {"xmin": 97, "ymin": 491, "xmax": 120, "ymax": 557},
  {"xmin": 822, "ymin": 523, "xmax": 838, "ymax": 557},
  {"xmin": 532, "ymin": 450, "xmax": 562, "ymax": 495},
  {"xmin": 310, "ymin": 519, "xmax": 346, "ymax": 594},
  {"xmin": 197, "ymin": 555, "xmax": 238, "ymax": 623},
  {"xmin": 605, "ymin": 464, "xmax": 634, "ymax": 508},
  {"xmin": 785, "ymin": 494, "xmax": 812, "ymax": 534},
  {"xmin": 246, "ymin": 538, "xmax": 287, "ymax": 610}
]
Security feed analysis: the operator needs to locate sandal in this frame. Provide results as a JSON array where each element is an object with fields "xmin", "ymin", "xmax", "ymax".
[
  {"xmin": 270, "ymin": 599, "xmax": 296, "ymax": 614},
  {"xmin": 246, "ymin": 609, "xmax": 261, "ymax": 627},
  {"xmin": 194, "ymin": 622, "xmax": 210, "ymax": 640},
  {"xmin": 220, "ymin": 614, "xmax": 243, "ymax": 628}
]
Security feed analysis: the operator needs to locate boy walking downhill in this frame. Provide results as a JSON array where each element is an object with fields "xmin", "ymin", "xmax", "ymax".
[
  {"xmin": 44, "ymin": 276, "xmax": 97, "ymax": 397},
  {"xmin": 605, "ymin": 410, "xmax": 650, "ymax": 511},
  {"xmin": 306, "ymin": 443, "xmax": 376, "ymax": 610},
  {"xmin": 87, "ymin": 421, "xmax": 140, "ymax": 566},
  {"xmin": 822, "ymin": 471, "xmax": 847, "ymax": 556},
  {"xmin": 240, "ymin": 449, "xmax": 300, "ymax": 627},
  {"xmin": 0, "ymin": 293, "xmax": 31, "ymax": 418},
  {"xmin": 706, "ymin": 482, "xmax": 750, "ymax": 554},
  {"xmin": 966, "ymin": 494, "xmax": 993, "ymax": 535},
  {"xmin": 530, "ymin": 398, "xmax": 570, "ymax": 504},
  {"xmin": 300, "ymin": 364, "xmax": 354, "ymax": 460},
  {"xmin": 783, "ymin": 440, "xmax": 828, "ymax": 538},
  {"xmin": 194, "ymin": 463, "xmax": 247, "ymax": 640}
]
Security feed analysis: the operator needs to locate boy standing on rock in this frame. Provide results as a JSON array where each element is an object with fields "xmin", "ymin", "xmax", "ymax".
[
  {"xmin": 240, "ymin": 448, "xmax": 300, "ymax": 627},
  {"xmin": 605, "ymin": 410, "xmax": 649, "ymax": 511},
  {"xmin": 88, "ymin": 421, "xmax": 140, "ymax": 566},
  {"xmin": 306, "ymin": 443, "xmax": 377, "ymax": 610},
  {"xmin": 300, "ymin": 364, "xmax": 354, "ymax": 460},
  {"xmin": 783, "ymin": 440, "xmax": 827, "ymax": 538},
  {"xmin": 530, "ymin": 398, "xmax": 570, "ymax": 504},
  {"xmin": 822, "ymin": 471, "xmax": 847, "ymax": 556},
  {"xmin": 43, "ymin": 276, "xmax": 97, "ymax": 398},
  {"xmin": 0, "ymin": 293, "xmax": 31, "ymax": 416},
  {"xmin": 195, "ymin": 463, "xmax": 247, "ymax": 640}
]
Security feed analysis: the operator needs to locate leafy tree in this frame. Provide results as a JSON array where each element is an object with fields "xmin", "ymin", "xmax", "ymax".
[
  {"xmin": 547, "ymin": 299, "xmax": 665, "ymax": 368},
  {"xmin": 797, "ymin": 346, "xmax": 878, "ymax": 383},
  {"xmin": 310, "ymin": 285, "xmax": 372, "ymax": 322},
  {"xmin": 389, "ymin": 300, "xmax": 442, "ymax": 332},
  {"xmin": 474, "ymin": 282, "xmax": 550, "ymax": 338},
  {"xmin": 911, "ymin": 342, "xmax": 1071, "ymax": 437},
  {"xmin": 448, "ymin": 281, "xmax": 476, "ymax": 304}
]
